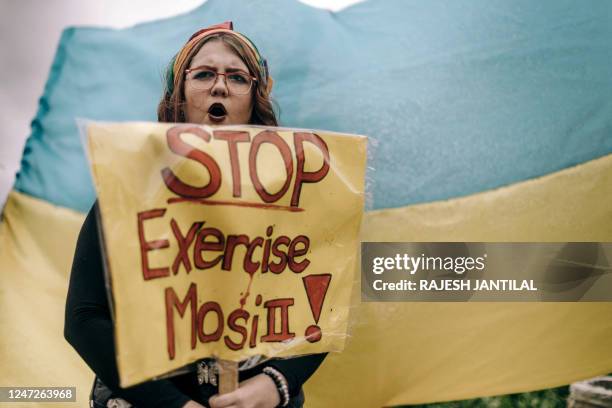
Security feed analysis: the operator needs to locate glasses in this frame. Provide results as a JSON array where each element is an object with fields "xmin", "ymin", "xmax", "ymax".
[{"xmin": 184, "ymin": 66, "xmax": 257, "ymax": 95}]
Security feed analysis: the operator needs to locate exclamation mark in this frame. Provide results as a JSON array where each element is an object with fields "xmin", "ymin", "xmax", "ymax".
[{"xmin": 302, "ymin": 274, "xmax": 332, "ymax": 342}]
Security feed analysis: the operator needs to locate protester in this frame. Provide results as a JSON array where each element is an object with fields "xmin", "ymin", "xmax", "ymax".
[{"xmin": 65, "ymin": 21, "xmax": 326, "ymax": 408}]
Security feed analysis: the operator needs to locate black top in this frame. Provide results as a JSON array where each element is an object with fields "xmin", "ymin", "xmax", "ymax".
[{"xmin": 64, "ymin": 203, "xmax": 326, "ymax": 408}]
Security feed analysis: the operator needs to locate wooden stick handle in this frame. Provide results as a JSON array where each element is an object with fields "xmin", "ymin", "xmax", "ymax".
[{"xmin": 217, "ymin": 359, "xmax": 238, "ymax": 394}]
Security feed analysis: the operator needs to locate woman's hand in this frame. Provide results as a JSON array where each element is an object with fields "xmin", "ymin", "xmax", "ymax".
[{"xmin": 208, "ymin": 373, "xmax": 281, "ymax": 408}]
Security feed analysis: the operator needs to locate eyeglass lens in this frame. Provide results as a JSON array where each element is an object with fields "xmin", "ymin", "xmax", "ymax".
[{"xmin": 189, "ymin": 70, "xmax": 252, "ymax": 94}]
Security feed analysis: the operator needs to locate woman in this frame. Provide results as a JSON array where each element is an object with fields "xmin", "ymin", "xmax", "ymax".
[{"xmin": 65, "ymin": 21, "xmax": 326, "ymax": 408}]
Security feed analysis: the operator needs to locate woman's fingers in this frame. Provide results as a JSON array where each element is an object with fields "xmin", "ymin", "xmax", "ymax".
[
  {"xmin": 208, "ymin": 392, "xmax": 239, "ymax": 408},
  {"xmin": 209, "ymin": 373, "xmax": 280, "ymax": 408}
]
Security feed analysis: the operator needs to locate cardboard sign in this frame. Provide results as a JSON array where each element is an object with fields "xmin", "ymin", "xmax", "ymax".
[{"xmin": 86, "ymin": 122, "xmax": 367, "ymax": 386}]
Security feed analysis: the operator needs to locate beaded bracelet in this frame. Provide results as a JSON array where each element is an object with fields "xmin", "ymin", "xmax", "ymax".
[{"xmin": 262, "ymin": 366, "xmax": 290, "ymax": 407}]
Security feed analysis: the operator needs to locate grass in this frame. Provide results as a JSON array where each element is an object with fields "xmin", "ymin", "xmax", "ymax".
[{"xmin": 399, "ymin": 385, "xmax": 570, "ymax": 408}]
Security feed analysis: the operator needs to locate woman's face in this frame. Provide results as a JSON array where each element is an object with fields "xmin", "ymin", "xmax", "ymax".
[{"xmin": 184, "ymin": 39, "xmax": 254, "ymax": 125}]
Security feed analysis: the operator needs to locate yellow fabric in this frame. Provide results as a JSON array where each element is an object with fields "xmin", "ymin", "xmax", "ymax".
[
  {"xmin": 307, "ymin": 152, "xmax": 612, "ymax": 407},
  {"xmin": 1, "ymin": 153, "xmax": 611, "ymax": 407},
  {"xmin": 0, "ymin": 191, "xmax": 91, "ymax": 406}
]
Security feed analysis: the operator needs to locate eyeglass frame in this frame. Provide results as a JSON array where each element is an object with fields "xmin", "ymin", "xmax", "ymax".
[{"xmin": 184, "ymin": 65, "xmax": 258, "ymax": 95}]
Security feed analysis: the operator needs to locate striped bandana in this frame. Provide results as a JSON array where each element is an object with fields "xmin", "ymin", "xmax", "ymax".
[{"xmin": 169, "ymin": 21, "xmax": 272, "ymax": 95}]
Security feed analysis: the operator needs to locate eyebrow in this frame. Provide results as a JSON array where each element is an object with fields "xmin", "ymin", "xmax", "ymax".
[{"xmin": 189, "ymin": 64, "xmax": 249, "ymax": 73}]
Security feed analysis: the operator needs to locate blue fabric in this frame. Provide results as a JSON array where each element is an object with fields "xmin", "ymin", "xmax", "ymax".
[{"xmin": 14, "ymin": 0, "xmax": 612, "ymax": 213}]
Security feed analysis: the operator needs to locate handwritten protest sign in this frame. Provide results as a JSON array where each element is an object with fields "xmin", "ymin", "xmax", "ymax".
[{"xmin": 85, "ymin": 122, "xmax": 367, "ymax": 387}]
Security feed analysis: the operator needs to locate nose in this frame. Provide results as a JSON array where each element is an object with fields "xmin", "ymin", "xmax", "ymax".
[{"xmin": 210, "ymin": 73, "xmax": 229, "ymax": 97}]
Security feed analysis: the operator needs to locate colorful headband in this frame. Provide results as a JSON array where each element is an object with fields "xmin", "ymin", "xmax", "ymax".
[{"xmin": 167, "ymin": 21, "xmax": 273, "ymax": 95}]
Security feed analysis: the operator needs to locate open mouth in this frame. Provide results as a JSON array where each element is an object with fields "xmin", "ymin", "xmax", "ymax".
[{"xmin": 207, "ymin": 103, "xmax": 227, "ymax": 122}]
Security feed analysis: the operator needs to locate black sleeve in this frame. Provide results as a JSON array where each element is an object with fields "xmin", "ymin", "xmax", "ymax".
[
  {"xmin": 265, "ymin": 352, "xmax": 328, "ymax": 397},
  {"xmin": 64, "ymin": 202, "xmax": 191, "ymax": 408}
]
